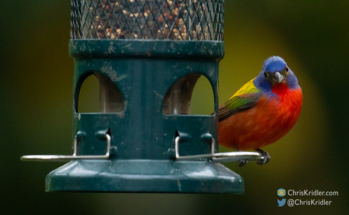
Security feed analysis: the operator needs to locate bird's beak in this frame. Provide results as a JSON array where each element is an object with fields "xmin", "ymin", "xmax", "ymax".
[{"xmin": 274, "ymin": 72, "xmax": 284, "ymax": 83}]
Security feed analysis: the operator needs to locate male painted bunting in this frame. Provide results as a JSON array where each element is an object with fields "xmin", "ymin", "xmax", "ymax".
[{"xmin": 218, "ymin": 56, "xmax": 303, "ymax": 166}]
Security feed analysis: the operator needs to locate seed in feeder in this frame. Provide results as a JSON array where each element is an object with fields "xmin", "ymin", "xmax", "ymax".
[
  {"xmin": 76, "ymin": 0, "xmax": 223, "ymax": 40},
  {"xmin": 191, "ymin": 30, "xmax": 198, "ymax": 40},
  {"xmin": 164, "ymin": 24, "xmax": 169, "ymax": 32},
  {"xmin": 177, "ymin": 18, "xmax": 183, "ymax": 26},
  {"xmin": 97, "ymin": 32, "xmax": 104, "ymax": 38},
  {"xmin": 163, "ymin": 24, "xmax": 170, "ymax": 34},
  {"xmin": 110, "ymin": 33, "xmax": 115, "ymax": 39},
  {"xmin": 158, "ymin": 15, "xmax": 164, "ymax": 22},
  {"xmin": 173, "ymin": 29, "xmax": 179, "ymax": 37},
  {"xmin": 134, "ymin": 34, "xmax": 138, "ymax": 39},
  {"xmin": 120, "ymin": 31, "xmax": 126, "ymax": 39}
]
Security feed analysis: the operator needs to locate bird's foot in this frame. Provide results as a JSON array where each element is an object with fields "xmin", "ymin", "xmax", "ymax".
[
  {"xmin": 256, "ymin": 148, "xmax": 271, "ymax": 165},
  {"xmin": 233, "ymin": 145, "xmax": 249, "ymax": 167},
  {"xmin": 239, "ymin": 159, "xmax": 249, "ymax": 167}
]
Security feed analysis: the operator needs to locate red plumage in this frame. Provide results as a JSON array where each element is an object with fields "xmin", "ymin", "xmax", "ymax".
[{"xmin": 218, "ymin": 84, "xmax": 303, "ymax": 150}]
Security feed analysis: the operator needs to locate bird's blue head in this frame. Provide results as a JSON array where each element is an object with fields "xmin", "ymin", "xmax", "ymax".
[{"xmin": 254, "ymin": 56, "xmax": 299, "ymax": 92}]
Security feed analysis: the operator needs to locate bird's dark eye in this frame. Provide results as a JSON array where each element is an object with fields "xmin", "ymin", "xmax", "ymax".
[
  {"xmin": 264, "ymin": 72, "xmax": 268, "ymax": 78},
  {"xmin": 286, "ymin": 67, "xmax": 289, "ymax": 72}
]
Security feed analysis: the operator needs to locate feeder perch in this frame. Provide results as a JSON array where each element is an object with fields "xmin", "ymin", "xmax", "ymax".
[{"xmin": 21, "ymin": 0, "xmax": 263, "ymax": 193}]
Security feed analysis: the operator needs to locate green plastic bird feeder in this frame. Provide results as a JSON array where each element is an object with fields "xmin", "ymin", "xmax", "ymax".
[{"xmin": 21, "ymin": 0, "xmax": 263, "ymax": 193}]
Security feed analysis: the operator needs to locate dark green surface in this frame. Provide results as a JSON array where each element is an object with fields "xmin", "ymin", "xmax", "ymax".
[
  {"xmin": 46, "ymin": 40, "xmax": 243, "ymax": 193},
  {"xmin": 69, "ymin": 40, "xmax": 225, "ymax": 60},
  {"xmin": 47, "ymin": 160, "xmax": 243, "ymax": 193}
]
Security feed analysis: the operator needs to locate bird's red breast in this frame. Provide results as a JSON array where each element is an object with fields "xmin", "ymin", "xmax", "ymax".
[{"xmin": 218, "ymin": 84, "xmax": 303, "ymax": 150}]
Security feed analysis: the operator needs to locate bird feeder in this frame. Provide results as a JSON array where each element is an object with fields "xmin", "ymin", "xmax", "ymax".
[{"xmin": 21, "ymin": 0, "xmax": 263, "ymax": 193}]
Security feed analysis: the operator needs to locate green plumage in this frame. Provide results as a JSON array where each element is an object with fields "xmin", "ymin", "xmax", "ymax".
[{"xmin": 218, "ymin": 79, "xmax": 262, "ymax": 122}]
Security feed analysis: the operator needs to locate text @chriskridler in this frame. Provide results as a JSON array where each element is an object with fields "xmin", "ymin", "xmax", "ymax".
[{"xmin": 286, "ymin": 199, "xmax": 333, "ymax": 207}]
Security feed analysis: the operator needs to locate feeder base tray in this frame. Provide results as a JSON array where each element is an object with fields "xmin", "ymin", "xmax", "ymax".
[{"xmin": 46, "ymin": 159, "xmax": 244, "ymax": 193}]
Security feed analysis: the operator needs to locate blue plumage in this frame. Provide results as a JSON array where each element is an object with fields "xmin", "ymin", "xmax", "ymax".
[
  {"xmin": 286, "ymin": 70, "xmax": 299, "ymax": 89},
  {"xmin": 254, "ymin": 56, "xmax": 299, "ymax": 95},
  {"xmin": 263, "ymin": 56, "xmax": 286, "ymax": 73}
]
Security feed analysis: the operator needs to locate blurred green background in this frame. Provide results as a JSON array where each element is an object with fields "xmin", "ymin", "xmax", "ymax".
[{"xmin": 0, "ymin": 0, "xmax": 348, "ymax": 214}]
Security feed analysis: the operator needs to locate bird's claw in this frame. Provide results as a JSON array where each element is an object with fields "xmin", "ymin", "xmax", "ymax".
[
  {"xmin": 256, "ymin": 148, "xmax": 271, "ymax": 165},
  {"xmin": 239, "ymin": 159, "xmax": 248, "ymax": 167},
  {"xmin": 233, "ymin": 145, "xmax": 249, "ymax": 167}
]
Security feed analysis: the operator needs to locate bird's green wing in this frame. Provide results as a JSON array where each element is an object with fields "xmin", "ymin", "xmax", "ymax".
[{"xmin": 218, "ymin": 79, "xmax": 263, "ymax": 122}]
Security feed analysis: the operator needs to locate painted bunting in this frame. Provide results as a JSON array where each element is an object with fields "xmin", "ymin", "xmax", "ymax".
[{"xmin": 218, "ymin": 56, "xmax": 303, "ymax": 166}]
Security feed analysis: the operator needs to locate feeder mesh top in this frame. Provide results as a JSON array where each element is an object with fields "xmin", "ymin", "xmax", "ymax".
[{"xmin": 71, "ymin": 0, "xmax": 224, "ymax": 40}]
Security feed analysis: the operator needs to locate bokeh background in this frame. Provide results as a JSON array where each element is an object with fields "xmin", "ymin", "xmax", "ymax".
[{"xmin": 0, "ymin": 0, "xmax": 348, "ymax": 214}]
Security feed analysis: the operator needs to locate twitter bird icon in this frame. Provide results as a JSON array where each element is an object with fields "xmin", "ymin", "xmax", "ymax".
[{"xmin": 277, "ymin": 199, "xmax": 286, "ymax": 207}]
